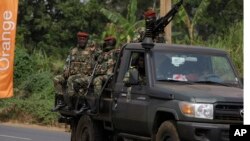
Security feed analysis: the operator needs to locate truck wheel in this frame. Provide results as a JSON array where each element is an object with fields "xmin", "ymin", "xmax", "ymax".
[
  {"xmin": 76, "ymin": 116, "xmax": 103, "ymax": 141},
  {"xmin": 156, "ymin": 121, "xmax": 180, "ymax": 141}
]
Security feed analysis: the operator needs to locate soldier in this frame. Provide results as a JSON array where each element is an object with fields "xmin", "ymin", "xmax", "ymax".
[
  {"xmin": 52, "ymin": 31, "xmax": 95, "ymax": 111},
  {"xmin": 123, "ymin": 54, "xmax": 146, "ymax": 85},
  {"xmin": 71, "ymin": 40, "xmax": 101, "ymax": 114},
  {"xmin": 89, "ymin": 36, "xmax": 119, "ymax": 114},
  {"xmin": 133, "ymin": 8, "xmax": 166, "ymax": 43}
]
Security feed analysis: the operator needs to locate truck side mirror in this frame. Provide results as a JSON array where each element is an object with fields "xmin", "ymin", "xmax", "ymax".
[{"xmin": 123, "ymin": 68, "xmax": 139, "ymax": 87}]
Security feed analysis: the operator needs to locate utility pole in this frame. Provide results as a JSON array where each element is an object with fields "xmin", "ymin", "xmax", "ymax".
[{"xmin": 160, "ymin": 0, "xmax": 172, "ymax": 44}]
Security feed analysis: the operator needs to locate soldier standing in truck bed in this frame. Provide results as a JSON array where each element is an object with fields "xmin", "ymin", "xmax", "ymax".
[
  {"xmin": 132, "ymin": 7, "xmax": 166, "ymax": 43},
  {"xmin": 52, "ymin": 32, "xmax": 96, "ymax": 111}
]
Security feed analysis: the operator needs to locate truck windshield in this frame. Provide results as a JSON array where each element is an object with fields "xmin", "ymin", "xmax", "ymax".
[{"xmin": 153, "ymin": 51, "xmax": 239, "ymax": 86}]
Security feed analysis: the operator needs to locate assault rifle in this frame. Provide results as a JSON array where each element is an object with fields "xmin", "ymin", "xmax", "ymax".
[{"xmin": 63, "ymin": 54, "xmax": 72, "ymax": 79}]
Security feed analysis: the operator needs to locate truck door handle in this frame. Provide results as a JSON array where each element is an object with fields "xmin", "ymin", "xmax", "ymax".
[{"xmin": 112, "ymin": 98, "xmax": 118, "ymax": 111}]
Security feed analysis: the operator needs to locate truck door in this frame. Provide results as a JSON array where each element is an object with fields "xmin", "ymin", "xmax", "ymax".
[{"xmin": 113, "ymin": 51, "xmax": 149, "ymax": 135}]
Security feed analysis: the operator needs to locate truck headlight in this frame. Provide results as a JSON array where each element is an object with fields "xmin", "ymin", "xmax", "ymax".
[{"xmin": 179, "ymin": 102, "xmax": 213, "ymax": 119}]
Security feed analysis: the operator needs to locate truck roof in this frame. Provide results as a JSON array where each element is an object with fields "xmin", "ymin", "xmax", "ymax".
[{"xmin": 124, "ymin": 43, "xmax": 227, "ymax": 55}]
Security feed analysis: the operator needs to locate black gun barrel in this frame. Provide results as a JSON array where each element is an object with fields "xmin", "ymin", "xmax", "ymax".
[{"xmin": 153, "ymin": 0, "xmax": 183, "ymax": 37}]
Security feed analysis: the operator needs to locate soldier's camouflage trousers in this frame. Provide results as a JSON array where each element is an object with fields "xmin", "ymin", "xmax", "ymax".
[
  {"xmin": 67, "ymin": 74, "xmax": 89, "ymax": 96},
  {"xmin": 53, "ymin": 75, "xmax": 66, "ymax": 95},
  {"xmin": 73, "ymin": 75, "xmax": 91, "ymax": 95},
  {"xmin": 93, "ymin": 75, "xmax": 109, "ymax": 96}
]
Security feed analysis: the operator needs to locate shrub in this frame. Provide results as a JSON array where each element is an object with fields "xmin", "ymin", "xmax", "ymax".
[
  {"xmin": 14, "ymin": 46, "xmax": 34, "ymax": 87},
  {"xmin": 207, "ymin": 21, "xmax": 243, "ymax": 77},
  {"xmin": 19, "ymin": 71, "xmax": 55, "ymax": 99},
  {"xmin": 0, "ymin": 98, "xmax": 58, "ymax": 125}
]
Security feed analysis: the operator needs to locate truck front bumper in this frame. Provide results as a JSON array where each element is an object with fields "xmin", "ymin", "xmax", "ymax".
[{"xmin": 177, "ymin": 121, "xmax": 230, "ymax": 141}]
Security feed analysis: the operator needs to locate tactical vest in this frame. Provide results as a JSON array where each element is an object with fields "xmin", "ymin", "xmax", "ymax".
[
  {"xmin": 96, "ymin": 50, "xmax": 117, "ymax": 75},
  {"xmin": 69, "ymin": 47, "xmax": 94, "ymax": 76}
]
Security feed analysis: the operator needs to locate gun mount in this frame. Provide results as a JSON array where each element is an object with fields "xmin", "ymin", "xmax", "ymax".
[{"xmin": 143, "ymin": 0, "xmax": 183, "ymax": 42}]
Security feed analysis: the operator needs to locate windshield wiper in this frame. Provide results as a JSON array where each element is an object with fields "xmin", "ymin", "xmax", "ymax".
[
  {"xmin": 157, "ymin": 79, "xmax": 193, "ymax": 84},
  {"xmin": 193, "ymin": 81, "xmax": 230, "ymax": 87}
]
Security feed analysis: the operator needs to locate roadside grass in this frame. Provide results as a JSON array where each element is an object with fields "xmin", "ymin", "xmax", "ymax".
[
  {"xmin": 0, "ymin": 96, "xmax": 58, "ymax": 126},
  {"xmin": 0, "ymin": 46, "xmax": 60, "ymax": 126}
]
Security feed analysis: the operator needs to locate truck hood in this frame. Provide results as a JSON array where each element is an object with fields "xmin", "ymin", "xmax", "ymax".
[{"xmin": 151, "ymin": 83, "xmax": 243, "ymax": 103}]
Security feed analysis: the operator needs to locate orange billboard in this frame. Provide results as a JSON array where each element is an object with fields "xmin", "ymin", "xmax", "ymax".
[{"xmin": 0, "ymin": 0, "xmax": 18, "ymax": 98}]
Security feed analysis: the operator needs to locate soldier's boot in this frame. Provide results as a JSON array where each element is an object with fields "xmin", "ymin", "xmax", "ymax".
[
  {"xmin": 72, "ymin": 81, "xmax": 88, "ymax": 114},
  {"xmin": 87, "ymin": 86, "xmax": 100, "ymax": 115},
  {"xmin": 51, "ymin": 95, "xmax": 66, "ymax": 112},
  {"xmin": 74, "ymin": 103, "xmax": 88, "ymax": 115},
  {"xmin": 73, "ymin": 94, "xmax": 88, "ymax": 114},
  {"xmin": 87, "ymin": 96, "xmax": 99, "ymax": 115},
  {"xmin": 64, "ymin": 94, "xmax": 73, "ymax": 110},
  {"xmin": 87, "ymin": 80, "xmax": 102, "ymax": 115}
]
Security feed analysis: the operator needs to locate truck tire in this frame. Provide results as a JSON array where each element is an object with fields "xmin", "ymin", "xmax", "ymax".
[
  {"xmin": 156, "ymin": 121, "xmax": 180, "ymax": 141},
  {"xmin": 76, "ymin": 115, "xmax": 103, "ymax": 141}
]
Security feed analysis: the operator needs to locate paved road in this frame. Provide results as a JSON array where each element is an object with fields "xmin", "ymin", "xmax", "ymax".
[{"xmin": 0, "ymin": 123, "xmax": 70, "ymax": 141}]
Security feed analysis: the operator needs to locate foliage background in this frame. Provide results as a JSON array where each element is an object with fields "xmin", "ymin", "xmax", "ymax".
[{"xmin": 0, "ymin": 0, "xmax": 243, "ymax": 126}]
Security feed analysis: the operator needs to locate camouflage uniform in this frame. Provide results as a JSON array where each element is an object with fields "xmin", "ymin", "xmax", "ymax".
[
  {"xmin": 93, "ymin": 49, "xmax": 118, "ymax": 96},
  {"xmin": 72, "ymin": 41, "xmax": 101, "ymax": 95},
  {"xmin": 54, "ymin": 72, "xmax": 66, "ymax": 96},
  {"xmin": 123, "ymin": 66, "xmax": 146, "ymax": 85},
  {"xmin": 123, "ymin": 55, "xmax": 146, "ymax": 85},
  {"xmin": 53, "ymin": 57, "xmax": 71, "ymax": 110},
  {"xmin": 132, "ymin": 27, "xmax": 145, "ymax": 43},
  {"xmin": 84, "ymin": 36, "xmax": 118, "ymax": 114},
  {"xmin": 52, "ymin": 32, "xmax": 96, "ymax": 111},
  {"xmin": 123, "ymin": 66, "xmax": 135, "ymax": 85},
  {"xmin": 66, "ymin": 46, "xmax": 95, "ymax": 97}
]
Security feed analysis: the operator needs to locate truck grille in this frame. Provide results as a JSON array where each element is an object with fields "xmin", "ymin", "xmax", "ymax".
[
  {"xmin": 214, "ymin": 103, "xmax": 243, "ymax": 121},
  {"xmin": 221, "ymin": 129, "xmax": 229, "ymax": 141}
]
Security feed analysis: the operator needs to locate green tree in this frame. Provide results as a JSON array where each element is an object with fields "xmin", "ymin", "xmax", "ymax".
[
  {"xmin": 97, "ymin": 0, "xmax": 155, "ymax": 17},
  {"xmin": 172, "ymin": 0, "xmax": 243, "ymax": 44},
  {"xmin": 100, "ymin": 0, "xmax": 144, "ymax": 45},
  {"xmin": 17, "ymin": 0, "xmax": 108, "ymax": 58}
]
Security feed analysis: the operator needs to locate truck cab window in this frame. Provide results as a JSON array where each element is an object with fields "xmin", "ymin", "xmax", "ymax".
[
  {"xmin": 123, "ymin": 52, "xmax": 146, "ymax": 85},
  {"xmin": 154, "ymin": 51, "xmax": 239, "ymax": 85}
]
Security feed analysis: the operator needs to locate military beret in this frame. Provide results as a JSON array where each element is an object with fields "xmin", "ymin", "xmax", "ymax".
[
  {"xmin": 144, "ymin": 8, "xmax": 156, "ymax": 18},
  {"xmin": 104, "ymin": 36, "xmax": 116, "ymax": 41},
  {"xmin": 77, "ymin": 32, "xmax": 89, "ymax": 37}
]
